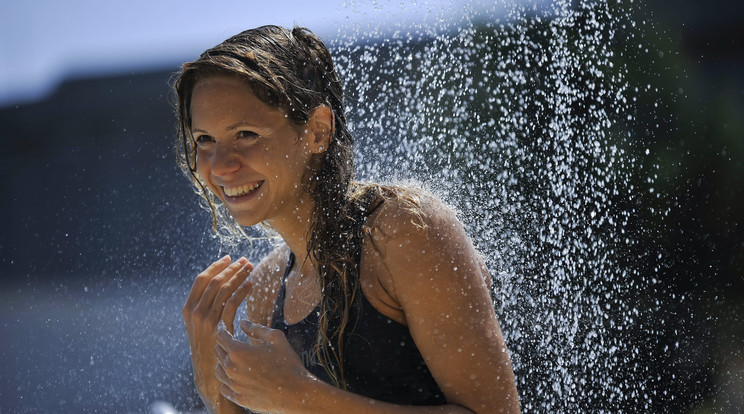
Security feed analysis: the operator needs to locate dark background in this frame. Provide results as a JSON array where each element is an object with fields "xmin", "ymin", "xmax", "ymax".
[
  {"xmin": 627, "ymin": 1, "xmax": 744, "ymax": 412},
  {"xmin": 1, "ymin": 1, "xmax": 743, "ymax": 412}
]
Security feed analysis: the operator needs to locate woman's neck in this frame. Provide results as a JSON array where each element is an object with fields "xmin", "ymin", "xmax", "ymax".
[{"xmin": 264, "ymin": 195, "xmax": 315, "ymax": 265}]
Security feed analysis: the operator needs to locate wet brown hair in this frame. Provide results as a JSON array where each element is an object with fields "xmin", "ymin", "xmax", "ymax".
[{"xmin": 174, "ymin": 25, "xmax": 367, "ymax": 387}]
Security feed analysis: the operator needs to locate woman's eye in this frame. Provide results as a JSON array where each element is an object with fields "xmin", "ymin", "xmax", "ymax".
[
  {"xmin": 195, "ymin": 134, "xmax": 213, "ymax": 144},
  {"xmin": 238, "ymin": 131, "xmax": 258, "ymax": 139}
]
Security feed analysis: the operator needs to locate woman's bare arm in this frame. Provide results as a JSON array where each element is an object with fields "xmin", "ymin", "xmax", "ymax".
[{"xmin": 363, "ymin": 194, "xmax": 521, "ymax": 413}]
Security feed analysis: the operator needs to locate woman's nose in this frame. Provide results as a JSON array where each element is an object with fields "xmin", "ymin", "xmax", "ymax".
[{"xmin": 210, "ymin": 145, "xmax": 241, "ymax": 176}]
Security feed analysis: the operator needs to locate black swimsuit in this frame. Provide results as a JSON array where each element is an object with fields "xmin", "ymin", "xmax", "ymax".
[{"xmin": 270, "ymin": 213, "xmax": 446, "ymax": 405}]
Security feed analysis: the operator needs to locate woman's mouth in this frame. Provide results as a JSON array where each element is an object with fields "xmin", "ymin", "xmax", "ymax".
[{"xmin": 222, "ymin": 181, "xmax": 263, "ymax": 198}]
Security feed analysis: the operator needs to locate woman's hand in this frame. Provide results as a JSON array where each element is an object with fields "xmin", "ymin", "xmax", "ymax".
[
  {"xmin": 182, "ymin": 255, "xmax": 254, "ymax": 414},
  {"xmin": 214, "ymin": 320, "xmax": 311, "ymax": 413}
]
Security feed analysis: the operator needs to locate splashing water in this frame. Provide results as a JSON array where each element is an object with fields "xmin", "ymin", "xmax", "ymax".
[
  {"xmin": 0, "ymin": 1, "xmax": 659, "ymax": 412},
  {"xmin": 332, "ymin": 0, "xmax": 650, "ymax": 411}
]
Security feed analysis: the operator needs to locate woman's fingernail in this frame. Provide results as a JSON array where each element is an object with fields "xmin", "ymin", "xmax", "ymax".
[{"xmin": 220, "ymin": 255, "xmax": 230, "ymax": 262}]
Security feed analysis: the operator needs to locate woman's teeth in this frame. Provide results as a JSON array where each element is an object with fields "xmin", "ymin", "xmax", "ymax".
[{"xmin": 223, "ymin": 182, "xmax": 262, "ymax": 197}]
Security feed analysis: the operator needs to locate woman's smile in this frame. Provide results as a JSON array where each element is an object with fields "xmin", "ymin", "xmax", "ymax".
[{"xmin": 222, "ymin": 181, "xmax": 263, "ymax": 197}]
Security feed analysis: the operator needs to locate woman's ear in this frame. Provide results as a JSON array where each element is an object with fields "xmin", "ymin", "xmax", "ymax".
[{"xmin": 306, "ymin": 105, "xmax": 334, "ymax": 154}]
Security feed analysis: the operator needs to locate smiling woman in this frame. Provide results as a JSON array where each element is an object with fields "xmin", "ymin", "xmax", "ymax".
[{"xmin": 174, "ymin": 25, "xmax": 519, "ymax": 414}]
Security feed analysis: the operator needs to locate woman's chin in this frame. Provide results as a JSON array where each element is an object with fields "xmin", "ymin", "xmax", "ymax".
[{"xmin": 232, "ymin": 215, "xmax": 263, "ymax": 228}]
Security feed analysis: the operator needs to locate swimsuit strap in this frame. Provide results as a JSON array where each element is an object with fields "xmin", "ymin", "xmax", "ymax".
[
  {"xmin": 274, "ymin": 251, "xmax": 295, "ymax": 325},
  {"xmin": 275, "ymin": 187, "xmax": 385, "ymax": 327},
  {"xmin": 282, "ymin": 250, "xmax": 296, "ymax": 283}
]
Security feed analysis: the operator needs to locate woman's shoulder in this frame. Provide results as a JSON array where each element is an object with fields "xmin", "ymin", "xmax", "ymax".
[
  {"xmin": 362, "ymin": 183, "xmax": 465, "ymax": 245},
  {"xmin": 361, "ymin": 183, "xmax": 484, "ymax": 283},
  {"xmin": 360, "ymin": 183, "xmax": 490, "ymax": 315}
]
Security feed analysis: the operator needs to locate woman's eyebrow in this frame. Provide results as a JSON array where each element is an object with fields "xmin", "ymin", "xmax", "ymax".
[
  {"xmin": 225, "ymin": 121, "xmax": 259, "ymax": 131},
  {"xmin": 191, "ymin": 121, "xmax": 259, "ymax": 134}
]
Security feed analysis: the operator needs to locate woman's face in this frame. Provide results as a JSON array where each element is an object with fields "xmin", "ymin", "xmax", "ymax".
[{"xmin": 190, "ymin": 75, "xmax": 316, "ymax": 227}]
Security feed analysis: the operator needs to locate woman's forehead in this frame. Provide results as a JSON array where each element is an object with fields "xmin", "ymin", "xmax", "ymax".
[{"xmin": 190, "ymin": 76, "xmax": 289, "ymax": 130}]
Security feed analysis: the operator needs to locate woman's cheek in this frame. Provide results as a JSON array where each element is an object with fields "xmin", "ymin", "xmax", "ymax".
[{"xmin": 194, "ymin": 152, "xmax": 219, "ymax": 196}]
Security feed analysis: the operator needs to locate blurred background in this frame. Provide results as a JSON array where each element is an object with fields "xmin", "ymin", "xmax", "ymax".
[{"xmin": 1, "ymin": 0, "xmax": 742, "ymax": 412}]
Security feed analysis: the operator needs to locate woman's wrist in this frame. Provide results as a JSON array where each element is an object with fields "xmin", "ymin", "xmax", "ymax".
[
  {"xmin": 272, "ymin": 370, "xmax": 324, "ymax": 414},
  {"xmin": 210, "ymin": 397, "xmax": 245, "ymax": 414},
  {"xmin": 199, "ymin": 390, "xmax": 241, "ymax": 414},
  {"xmin": 285, "ymin": 372, "xmax": 373, "ymax": 414}
]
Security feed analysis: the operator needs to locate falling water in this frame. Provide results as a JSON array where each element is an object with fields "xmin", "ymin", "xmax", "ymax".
[
  {"xmin": 332, "ymin": 0, "xmax": 651, "ymax": 411},
  {"xmin": 0, "ymin": 1, "xmax": 662, "ymax": 412}
]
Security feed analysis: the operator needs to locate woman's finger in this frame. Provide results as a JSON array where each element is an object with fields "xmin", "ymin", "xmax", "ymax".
[
  {"xmin": 182, "ymin": 255, "xmax": 231, "ymax": 319},
  {"xmin": 215, "ymin": 342, "xmax": 228, "ymax": 364},
  {"xmin": 222, "ymin": 274, "xmax": 253, "ymax": 334},
  {"xmin": 216, "ymin": 263, "xmax": 254, "ymax": 334},
  {"xmin": 194, "ymin": 257, "xmax": 248, "ymax": 320},
  {"xmin": 214, "ymin": 359, "xmax": 232, "ymax": 385},
  {"xmin": 220, "ymin": 384, "xmax": 239, "ymax": 405},
  {"xmin": 216, "ymin": 320, "xmax": 237, "ymax": 350},
  {"xmin": 214, "ymin": 262, "xmax": 253, "ymax": 309},
  {"xmin": 240, "ymin": 320, "xmax": 283, "ymax": 345}
]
